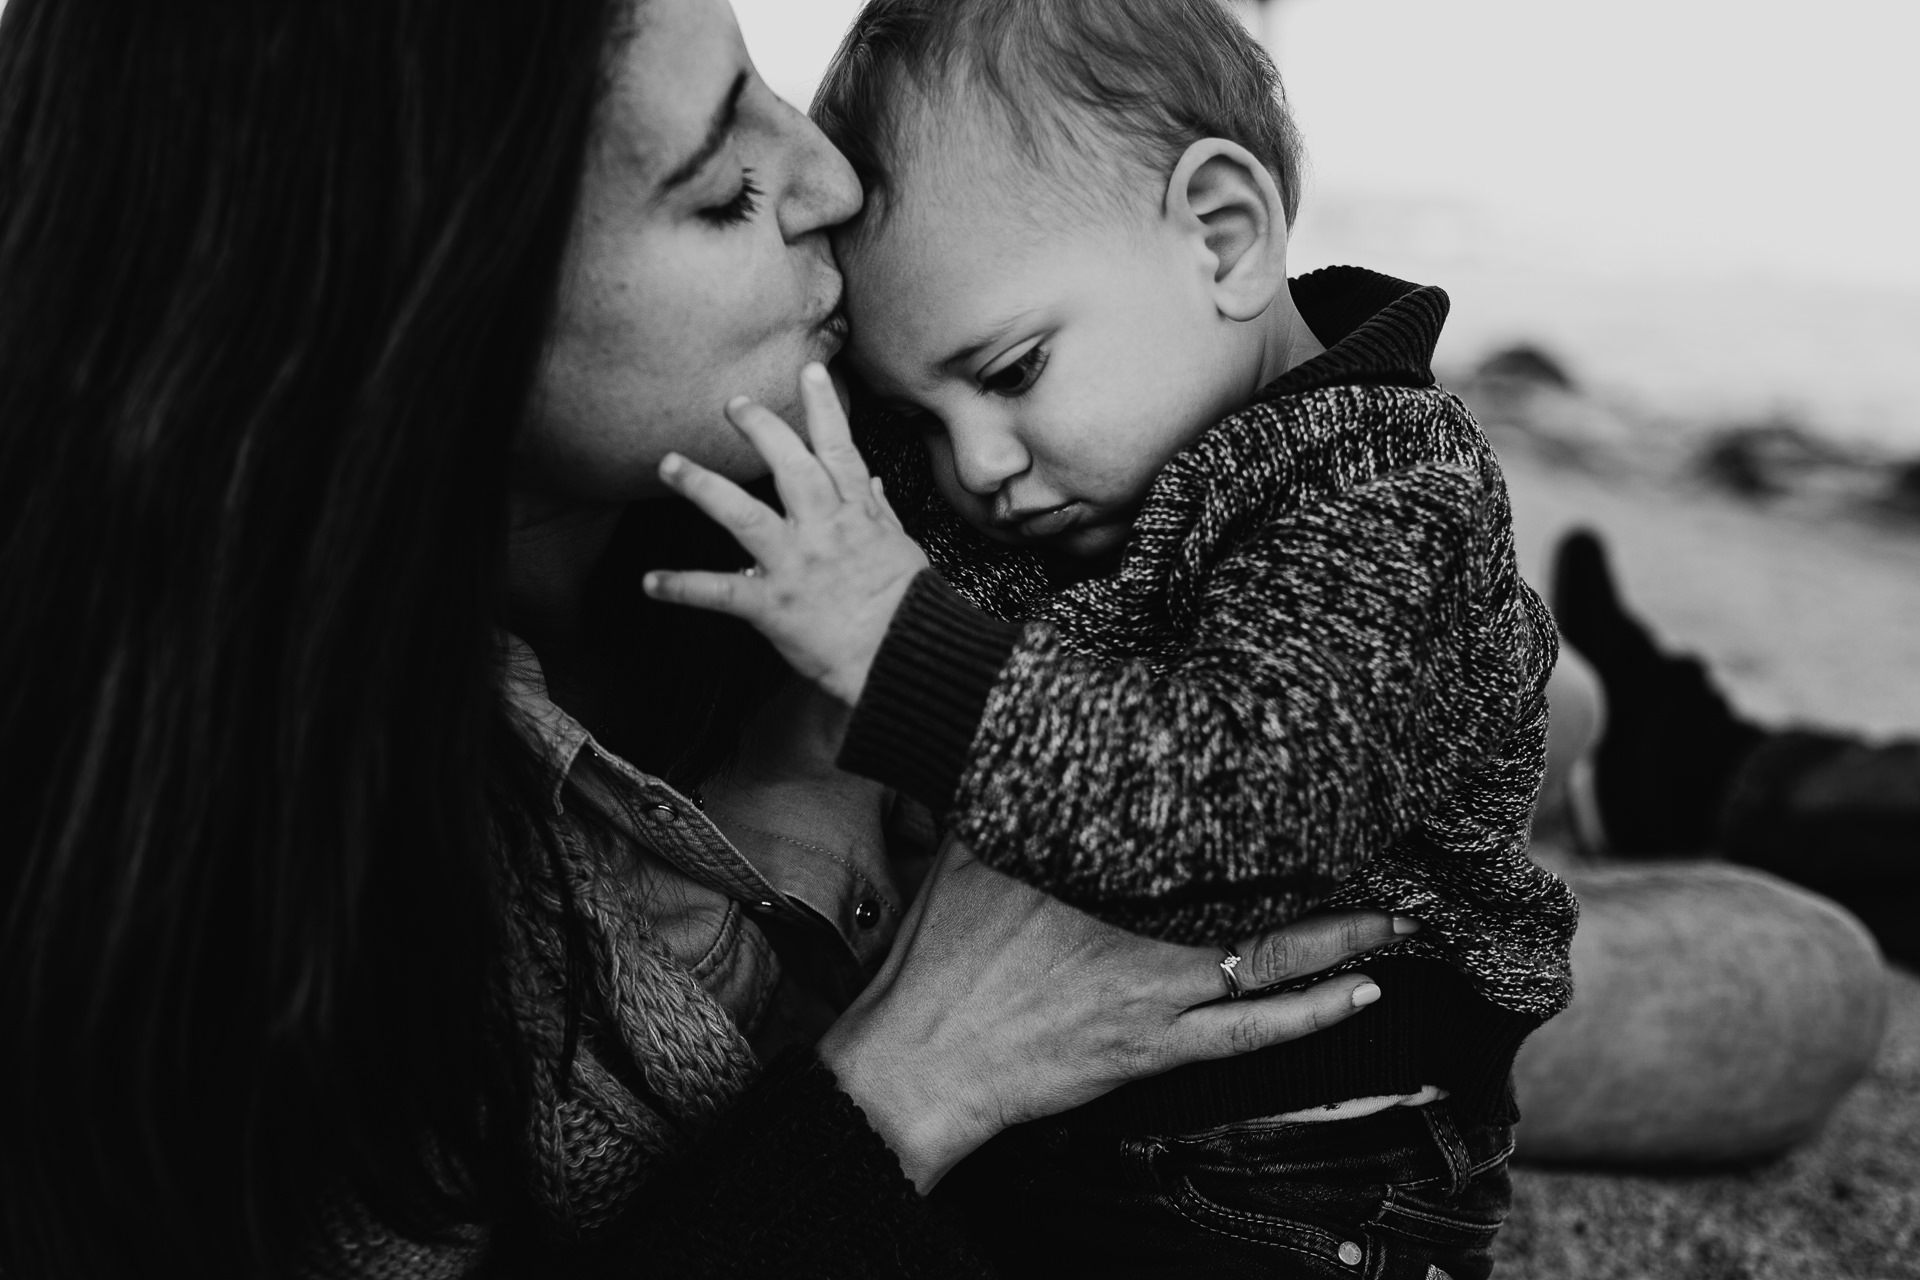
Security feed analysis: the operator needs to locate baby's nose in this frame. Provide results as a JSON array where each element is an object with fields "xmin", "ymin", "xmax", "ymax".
[{"xmin": 947, "ymin": 415, "xmax": 1030, "ymax": 498}]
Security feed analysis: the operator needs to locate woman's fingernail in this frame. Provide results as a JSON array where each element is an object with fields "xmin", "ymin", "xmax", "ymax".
[
  {"xmin": 726, "ymin": 395, "xmax": 752, "ymax": 414},
  {"xmin": 804, "ymin": 362, "xmax": 830, "ymax": 384},
  {"xmin": 1351, "ymin": 982, "xmax": 1382, "ymax": 1008},
  {"xmin": 1392, "ymin": 916, "xmax": 1421, "ymax": 935},
  {"xmin": 660, "ymin": 453, "xmax": 684, "ymax": 478}
]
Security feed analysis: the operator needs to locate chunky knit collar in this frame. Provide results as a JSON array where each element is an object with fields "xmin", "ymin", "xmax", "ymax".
[{"xmin": 1258, "ymin": 266, "xmax": 1449, "ymax": 401}]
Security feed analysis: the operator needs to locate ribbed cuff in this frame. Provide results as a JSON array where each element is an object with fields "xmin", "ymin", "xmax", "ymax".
[{"xmin": 837, "ymin": 570, "xmax": 1026, "ymax": 814}]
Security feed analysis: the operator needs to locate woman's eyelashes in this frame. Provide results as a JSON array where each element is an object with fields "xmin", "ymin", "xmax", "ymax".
[
  {"xmin": 698, "ymin": 170, "xmax": 762, "ymax": 227},
  {"xmin": 878, "ymin": 403, "xmax": 941, "ymax": 437},
  {"xmin": 978, "ymin": 345, "xmax": 1048, "ymax": 398}
]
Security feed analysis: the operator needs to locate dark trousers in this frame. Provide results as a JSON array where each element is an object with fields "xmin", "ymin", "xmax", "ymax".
[
  {"xmin": 1723, "ymin": 730, "xmax": 1920, "ymax": 966},
  {"xmin": 935, "ymin": 1097, "xmax": 1513, "ymax": 1280}
]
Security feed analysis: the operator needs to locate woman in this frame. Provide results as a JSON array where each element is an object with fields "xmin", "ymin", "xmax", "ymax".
[
  {"xmin": 2, "ymin": 0, "xmax": 1891, "ymax": 1273},
  {"xmin": 0, "ymin": 0, "xmax": 1398, "ymax": 1275}
]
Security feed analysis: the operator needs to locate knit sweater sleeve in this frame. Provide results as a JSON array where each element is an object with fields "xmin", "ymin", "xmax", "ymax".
[
  {"xmin": 486, "ymin": 1050, "xmax": 991, "ymax": 1279},
  {"xmin": 841, "ymin": 453, "xmax": 1536, "ymax": 943}
]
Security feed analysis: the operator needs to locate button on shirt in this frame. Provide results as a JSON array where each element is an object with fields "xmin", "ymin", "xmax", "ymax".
[{"xmin": 501, "ymin": 637, "xmax": 907, "ymax": 1058}]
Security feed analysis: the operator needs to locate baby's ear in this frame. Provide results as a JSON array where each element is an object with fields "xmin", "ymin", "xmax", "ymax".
[{"xmin": 1165, "ymin": 138, "xmax": 1288, "ymax": 322}]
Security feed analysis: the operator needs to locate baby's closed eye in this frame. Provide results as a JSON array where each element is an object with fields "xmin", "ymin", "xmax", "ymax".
[{"xmin": 977, "ymin": 344, "xmax": 1048, "ymax": 398}]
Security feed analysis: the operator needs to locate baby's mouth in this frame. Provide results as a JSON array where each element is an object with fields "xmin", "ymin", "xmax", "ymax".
[{"xmin": 1008, "ymin": 502, "xmax": 1080, "ymax": 540}]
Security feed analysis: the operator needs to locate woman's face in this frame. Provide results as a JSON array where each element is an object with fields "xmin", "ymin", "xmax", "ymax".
[{"xmin": 520, "ymin": 0, "xmax": 860, "ymax": 507}]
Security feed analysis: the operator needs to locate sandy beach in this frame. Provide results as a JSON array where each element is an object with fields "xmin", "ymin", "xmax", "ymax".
[
  {"xmin": 1486, "ymin": 429, "xmax": 1920, "ymax": 1279},
  {"xmin": 1499, "ymin": 442, "xmax": 1920, "ymax": 739}
]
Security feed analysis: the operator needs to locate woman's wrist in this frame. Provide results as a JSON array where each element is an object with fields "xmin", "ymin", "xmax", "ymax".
[{"xmin": 815, "ymin": 1000, "xmax": 981, "ymax": 1194}]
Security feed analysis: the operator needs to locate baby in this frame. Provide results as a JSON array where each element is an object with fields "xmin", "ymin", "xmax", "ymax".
[{"xmin": 648, "ymin": 0, "xmax": 1577, "ymax": 1275}]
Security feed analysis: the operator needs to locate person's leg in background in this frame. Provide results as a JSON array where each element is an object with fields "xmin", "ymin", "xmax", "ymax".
[
  {"xmin": 1552, "ymin": 527, "xmax": 1920, "ymax": 969},
  {"xmin": 1718, "ymin": 731, "xmax": 1920, "ymax": 970},
  {"xmin": 1508, "ymin": 532, "xmax": 1892, "ymax": 1164}
]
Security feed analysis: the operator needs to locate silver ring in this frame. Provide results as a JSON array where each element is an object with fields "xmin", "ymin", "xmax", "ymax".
[
  {"xmin": 1219, "ymin": 947, "xmax": 1245, "ymax": 1000},
  {"xmin": 739, "ymin": 564, "xmax": 762, "ymax": 578}
]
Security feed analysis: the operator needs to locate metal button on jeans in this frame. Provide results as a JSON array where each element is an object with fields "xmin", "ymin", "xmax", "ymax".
[
  {"xmin": 1338, "ymin": 1241, "xmax": 1364, "ymax": 1267},
  {"xmin": 853, "ymin": 897, "xmax": 882, "ymax": 928}
]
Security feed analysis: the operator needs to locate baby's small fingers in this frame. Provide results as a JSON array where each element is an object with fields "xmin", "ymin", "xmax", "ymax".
[
  {"xmin": 642, "ymin": 568, "xmax": 766, "ymax": 620},
  {"xmin": 869, "ymin": 475, "xmax": 906, "ymax": 530},
  {"xmin": 659, "ymin": 453, "xmax": 789, "ymax": 565},
  {"xmin": 799, "ymin": 364, "xmax": 871, "ymax": 503},
  {"xmin": 726, "ymin": 396, "xmax": 839, "ymax": 520}
]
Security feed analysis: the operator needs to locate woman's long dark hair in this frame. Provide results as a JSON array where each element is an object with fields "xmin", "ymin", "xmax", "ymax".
[{"xmin": 0, "ymin": 1, "xmax": 623, "ymax": 1273}]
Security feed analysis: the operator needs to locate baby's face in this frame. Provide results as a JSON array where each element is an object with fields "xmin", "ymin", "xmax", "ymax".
[{"xmin": 839, "ymin": 137, "xmax": 1262, "ymax": 560}]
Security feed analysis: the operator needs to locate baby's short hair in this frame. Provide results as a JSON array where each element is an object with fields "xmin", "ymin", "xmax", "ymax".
[{"xmin": 813, "ymin": 0, "xmax": 1305, "ymax": 231}]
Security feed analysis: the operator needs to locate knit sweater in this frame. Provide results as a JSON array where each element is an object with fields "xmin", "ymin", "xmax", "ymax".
[{"xmin": 840, "ymin": 267, "xmax": 1579, "ymax": 1133}]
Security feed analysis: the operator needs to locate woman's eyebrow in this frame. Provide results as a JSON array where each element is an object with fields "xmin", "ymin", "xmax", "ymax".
[{"xmin": 659, "ymin": 71, "xmax": 748, "ymax": 193}]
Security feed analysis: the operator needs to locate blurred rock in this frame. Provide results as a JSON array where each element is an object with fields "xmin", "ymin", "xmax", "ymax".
[
  {"xmin": 1457, "ymin": 343, "xmax": 1637, "ymax": 469},
  {"xmin": 1458, "ymin": 340, "xmax": 1920, "ymax": 536},
  {"xmin": 1694, "ymin": 419, "xmax": 1871, "ymax": 503},
  {"xmin": 1476, "ymin": 343, "xmax": 1578, "ymax": 392},
  {"xmin": 1882, "ymin": 458, "xmax": 1920, "ymax": 520},
  {"xmin": 1697, "ymin": 421, "xmax": 1822, "ymax": 497}
]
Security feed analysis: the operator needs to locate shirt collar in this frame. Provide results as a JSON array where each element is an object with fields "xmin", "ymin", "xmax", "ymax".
[
  {"xmin": 1258, "ymin": 265, "xmax": 1450, "ymax": 402},
  {"xmin": 499, "ymin": 633, "xmax": 594, "ymax": 813}
]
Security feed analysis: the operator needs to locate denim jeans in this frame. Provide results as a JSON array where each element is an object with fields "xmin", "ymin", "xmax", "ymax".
[{"xmin": 936, "ymin": 1096, "xmax": 1513, "ymax": 1279}]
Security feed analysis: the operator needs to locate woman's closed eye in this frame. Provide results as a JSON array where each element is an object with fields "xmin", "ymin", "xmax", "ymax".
[
  {"xmin": 877, "ymin": 403, "xmax": 942, "ymax": 437},
  {"xmin": 698, "ymin": 169, "xmax": 762, "ymax": 227},
  {"xmin": 978, "ymin": 344, "xmax": 1048, "ymax": 398}
]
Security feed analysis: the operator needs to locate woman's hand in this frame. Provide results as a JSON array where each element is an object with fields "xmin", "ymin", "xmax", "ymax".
[
  {"xmin": 643, "ymin": 363, "xmax": 928, "ymax": 706},
  {"xmin": 817, "ymin": 840, "xmax": 1405, "ymax": 1193}
]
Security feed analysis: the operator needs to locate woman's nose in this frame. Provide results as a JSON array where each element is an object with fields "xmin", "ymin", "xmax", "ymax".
[
  {"xmin": 946, "ymin": 415, "xmax": 1030, "ymax": 498},
  {"xmin": 777, "ymin": 102, "xmax": 863, "ymax": 242}
]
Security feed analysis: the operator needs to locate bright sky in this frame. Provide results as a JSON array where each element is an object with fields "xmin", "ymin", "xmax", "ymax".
[{"xmin": 737, "ymin": 0, "xmax": 1920, "ymax": 294}]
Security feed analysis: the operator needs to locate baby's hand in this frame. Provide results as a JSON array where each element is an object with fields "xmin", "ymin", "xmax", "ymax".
[{"xmin": 644, "ymin": 363, "xmax": 930, "ymax": 708}]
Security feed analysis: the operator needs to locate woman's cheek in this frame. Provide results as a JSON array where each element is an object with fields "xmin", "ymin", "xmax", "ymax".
[{"xmin": 726, "ymin": 237, "xmax": 831, "ymax": 412}]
